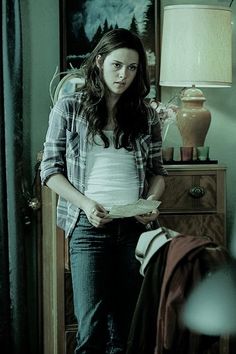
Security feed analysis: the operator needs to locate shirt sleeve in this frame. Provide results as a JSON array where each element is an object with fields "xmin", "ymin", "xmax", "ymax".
[
  {"xmin": 147, "ymin": 106, "xmax": 168, "ymax": 177},
  {"xmin": 40, "ymin": 97, "xmax": 68, "ymax": 185}
]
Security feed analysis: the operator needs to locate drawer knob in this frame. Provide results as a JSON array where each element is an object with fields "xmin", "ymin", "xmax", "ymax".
[{"xmin": 189, "ymin": 186, "xmax": 205, "ymax": 198}]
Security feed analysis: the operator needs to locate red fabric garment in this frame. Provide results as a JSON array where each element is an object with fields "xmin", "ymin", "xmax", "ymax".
[{"xmin": 155, "ymin": 234, "xmax": 230, "ymax": 354}]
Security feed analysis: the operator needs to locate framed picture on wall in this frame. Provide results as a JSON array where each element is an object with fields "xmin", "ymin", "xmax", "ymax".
[{"xmin": 60, "ymin": 0, "xmax": 161, "ymax": 98}]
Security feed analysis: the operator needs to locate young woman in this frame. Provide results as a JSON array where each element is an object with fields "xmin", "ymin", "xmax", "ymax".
[{"xmin": 41, "ymin": 28, "xmax": 167, "ymax": 354}]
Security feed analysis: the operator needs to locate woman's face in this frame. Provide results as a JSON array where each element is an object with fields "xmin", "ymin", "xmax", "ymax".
[{"xmin": 97, "ymin": 48, "xmax": 139, "ymax": 97}]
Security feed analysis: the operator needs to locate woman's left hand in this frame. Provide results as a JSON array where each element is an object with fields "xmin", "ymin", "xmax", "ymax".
[{"xmin": 134, "ymin": 208, "xmax": 159, "ymax": 225}]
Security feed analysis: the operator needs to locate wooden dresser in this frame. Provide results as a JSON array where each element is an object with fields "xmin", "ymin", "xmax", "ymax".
[
  {"xmin": 159, "ymin": 164, "xmax": 226, "ymax": 246},
  {"xmin": 41, "ymin": 164, "xmax": 228, "ymax": 354},
  {"xmin": 159, "ymin": 164, "xmax": 229, "ymax": 354}
]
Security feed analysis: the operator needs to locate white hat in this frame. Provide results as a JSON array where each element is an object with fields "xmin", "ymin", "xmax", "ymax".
[{"xmin": 135, "ymin": 227, "xmax": 180, "ymax": 276}]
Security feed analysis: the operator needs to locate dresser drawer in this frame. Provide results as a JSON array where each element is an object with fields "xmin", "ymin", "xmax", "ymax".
[
  {"xmin": 160, "ymin": 166, "xmax": 225, "ymax": 213},
  {"xmin": 158, "ymin": 213, "xmax": 226, "ymax": 245}
]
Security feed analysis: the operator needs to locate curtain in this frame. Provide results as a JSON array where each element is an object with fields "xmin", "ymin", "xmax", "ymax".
[
  {"xmin": 0, "ymin": 2, "xmax": 11, "ymax": 350},
  {"xmin": 1, "ymin": 1, "xmax": 28, "ymax": 353}
]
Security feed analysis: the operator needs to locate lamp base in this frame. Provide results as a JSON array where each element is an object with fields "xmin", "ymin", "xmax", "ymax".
[{"xmin": 176, "ymin": 87, "xmax": 211, "ymax": 147}]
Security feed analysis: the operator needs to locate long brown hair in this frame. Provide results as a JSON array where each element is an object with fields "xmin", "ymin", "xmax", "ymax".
[{"xmin": 81, "ymin": 28, "xmax": 150, "ymax": 149}]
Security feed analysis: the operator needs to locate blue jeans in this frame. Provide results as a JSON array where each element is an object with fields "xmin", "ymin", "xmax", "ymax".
[{"xmin": 69, "ymin": 212, "xmax": 145, "ymax": 354}]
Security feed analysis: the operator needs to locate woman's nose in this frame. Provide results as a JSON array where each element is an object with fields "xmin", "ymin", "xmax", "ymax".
[{"xmin": 119, "ymin": 67, "xmax": 127, "ymax": 79}]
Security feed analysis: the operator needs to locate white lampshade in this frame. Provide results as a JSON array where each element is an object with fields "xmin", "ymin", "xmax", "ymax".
[{"xmin": 160, "ymin": 5, "xmax": 232, "ymax": 88}]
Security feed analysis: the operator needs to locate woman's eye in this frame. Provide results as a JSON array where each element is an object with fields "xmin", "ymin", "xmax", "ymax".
[
  {"xmin": 113, "ymin": 63, "xmax": 121, "ymax": 69},
  {"xmin": 129, "ymin": 65, "xmax": 137, "ymax": 71}
]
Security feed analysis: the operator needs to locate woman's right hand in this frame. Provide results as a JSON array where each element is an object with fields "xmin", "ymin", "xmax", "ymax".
[
  {"xmin": 46, "ymin": 174, "xmax": 112, "ymax": 228},
  {"xmin": 82, "ymin": 199, "xmax": 112, "ymax": 228}
]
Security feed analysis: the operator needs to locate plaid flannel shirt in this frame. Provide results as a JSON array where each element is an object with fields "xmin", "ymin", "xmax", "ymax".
[{"xmin": 40, "ymin": 92, "xmax": 167, "ymax": 237}]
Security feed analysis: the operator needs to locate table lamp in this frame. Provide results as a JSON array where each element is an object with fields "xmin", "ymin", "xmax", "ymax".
[
  {"xmin": 181, "ymin": 261, "xmax": 236, "ymax": 335},
  {"xmin": 182, "ymin": 219, "xmax": 236, "ymax": 335},
  {"xmin": 159, "ymin": 5, "xmax": 232, "ymax": 147}
]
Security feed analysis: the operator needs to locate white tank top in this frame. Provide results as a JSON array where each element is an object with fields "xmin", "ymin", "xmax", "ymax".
[{"xmin": 84, "ymin": 130, "xmax": 139, "ymax": 210}]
